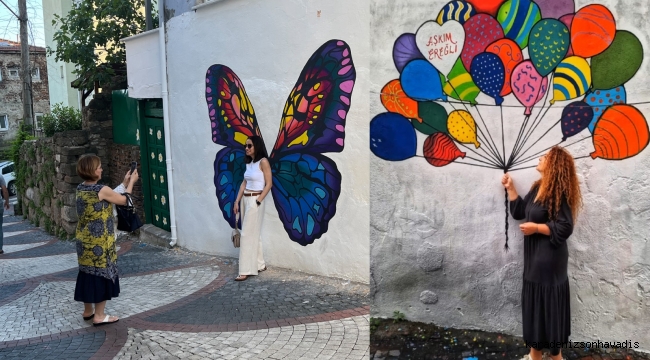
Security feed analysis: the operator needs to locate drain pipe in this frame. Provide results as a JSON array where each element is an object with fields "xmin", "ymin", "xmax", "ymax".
[{"xmin": 158, "ymin": 1, "xmax": 178, "ymax": 247}]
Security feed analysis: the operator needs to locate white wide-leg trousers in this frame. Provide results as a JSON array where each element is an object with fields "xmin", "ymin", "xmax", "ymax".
[{"xmin": 238, "ymin": 195, "xmax": 266, "ymax": 276}]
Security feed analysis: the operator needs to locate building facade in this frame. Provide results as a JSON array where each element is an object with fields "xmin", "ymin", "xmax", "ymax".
[{"xmin": 0, "ymin": 39, "xmax": 50, "ymax": 142}]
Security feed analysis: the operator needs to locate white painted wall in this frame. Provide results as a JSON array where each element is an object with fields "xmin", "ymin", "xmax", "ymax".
[
  {"xmin": 371, "ymin": 0, "xmax": 650, "ymax": 351},
  {"xmin": 164, "ymin": 0, "xmax": 370, "ymax": 283},
  {"xmin": 123, "ymin": 29, "xmax": 162, "ymax": 99}
]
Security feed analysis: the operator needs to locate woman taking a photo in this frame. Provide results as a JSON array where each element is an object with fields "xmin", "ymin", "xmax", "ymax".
[
  {"xmin": 75, "ymin": 155, "xmax": 138, "ymax": 326},
  {"xmin": 233, "ymin": 136, "xmax": 272, "ymax": 281},
  {"xmin": 502, "ymin": 146, "xmax": 582, "ymax": 360}
]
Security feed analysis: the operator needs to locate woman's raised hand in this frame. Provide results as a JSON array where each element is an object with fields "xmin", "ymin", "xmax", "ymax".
[
  {"xmin": 501, "ymin": 173, "xmax": 514, "ymax": 191},
  {"xmin": 129, "ymin": 169, "xmax": 139, "ymax": 184}
]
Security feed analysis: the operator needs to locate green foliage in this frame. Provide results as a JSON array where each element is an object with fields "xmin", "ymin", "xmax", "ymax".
[
  {"xmin": 392, "ymin": 311, "xmax": 405, "ymax": 323},
  {"xmin": 48, "ymin": 0, "xmax": 157, "ymax": 93},
  {"xmin": 11, "ymin": 128, "xmax": 35, "ymax": 200},
  {"xmin": 370, "ymin": 317, "xmax": 381, "ymax": 333},
  {"xmin": 41, "ymin": 104, "xmax": 82, "ymax": 137}
]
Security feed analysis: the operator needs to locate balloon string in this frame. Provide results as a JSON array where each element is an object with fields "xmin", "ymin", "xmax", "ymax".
[
  {"xmin": 511, "ymin": 95, "xmax": 555, "ymax": 164},
  {"xmin": 506, "ymin": 114, "xmax": 531, "ymax": 169},
  {"xmin": 511, "ymin": 135, "xmax": 593, "ymax": 168},
  {"xmin": 446, "ymin": 82, "xmax": 505, "ymax": 167},
  {"xmin": 474, "ymin": 105, "xmax": 506, "ymax": 168},
  {"xmin": 446, "ymin": 100, "xmax": 504, "ymax": 167},
  {"xmin": 414, "ymin": 154, "xmax": 502, "ymax": 170},
  {"xmin": 504, "ymin": 188, "xmax": 509, "ymax": 252},
  {"xmin": 500, "ymin": 104, "xmax": 506, "ymax": 169},
  {"xmin": 514, "ymin": 117, "xmax": 562, "ymax": 164}
]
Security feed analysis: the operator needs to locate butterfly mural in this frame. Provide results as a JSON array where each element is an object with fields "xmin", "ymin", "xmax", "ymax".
[{"xmin": 205, "ymin": 40, "xmax": 356, "ymax": 246}]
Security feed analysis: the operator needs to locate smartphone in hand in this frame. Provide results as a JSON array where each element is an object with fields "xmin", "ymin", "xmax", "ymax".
[{"xmin": 130, "ymin": 161, "xmax": 137, "ymax": 174}]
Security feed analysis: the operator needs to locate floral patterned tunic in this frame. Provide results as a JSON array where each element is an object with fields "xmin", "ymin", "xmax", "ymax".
[{"xmin": 75, "ymin": 184, "xmax": 117, "ymax": 282}]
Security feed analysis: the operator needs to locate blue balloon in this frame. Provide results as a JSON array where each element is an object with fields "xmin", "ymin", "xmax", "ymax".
[
  {"xmin": 560, "ymin": 101, "xmax": 593, "ymax": 141},
  {"xmin": 470, "ymin": 52, "xmax": 505, "ymax": 105},
  {"xmin": 400, "ymin": 59, "xmax": 447, "ymax": 101},
  {"xmin": 370, "ymin": 112, "xmax": 417, "ymax": 161},
  {"xmin": 583, "ymin": 86, "xmax": 627, "ymax": 133}
]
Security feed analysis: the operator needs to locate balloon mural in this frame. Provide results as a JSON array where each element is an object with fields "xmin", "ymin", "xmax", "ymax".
[{"xmin": 371, "ymin": 1, "xmax": 649, "ymax": 250}]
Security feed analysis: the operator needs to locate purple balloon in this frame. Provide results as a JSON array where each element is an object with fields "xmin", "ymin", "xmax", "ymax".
[
  {"xmin": 536, "ymin": 0, "xmax": 575, "ymax": 19},
  {"xmin": 393, "ymin": 33, "xmax": 424, "ymax": 73}
]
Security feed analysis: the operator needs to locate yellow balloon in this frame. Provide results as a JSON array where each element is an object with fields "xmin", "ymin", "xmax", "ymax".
[
  {"xmin": 550, "ymin": 56, "xmax": 591, "ymax": 105},
  {"xmin": 447, "ymin": 110, "xmax": 480, "ymax": 148}
]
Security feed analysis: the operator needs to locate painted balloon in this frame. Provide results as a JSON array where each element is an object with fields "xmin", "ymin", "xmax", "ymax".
[
  {"xmin": 415, "ymin": 20, "xmax": 465, "ymax": 76},
  {"xmin": 461, "ymin": 14, "xmax": 504, "ymax": 72},
  {"xmin": 536, "ymin": 0, "xmax": 574, "ymax": 19},
  {"xmin": 424, "ymin": 132, "xmax": 466, "ymax": 167},
  {"xmin": 370, "ymin": 112, "xmax": 417, "ymax": 161},
  {"xmin": 465, "ymin": 0, "xmax": 506, "ymax": 16},
  {"xmin": 529, "ymin": 19, "xmax": 570, "ymax": 77},
  {"xmin": 470, "ymin": 52, "xmax": 505, "ymax": 106},
  {"xmin": 486, "ymin": 38, "xmax": 523, "ymax": 96},
  {"xmin": 511, "ymin": 60, "xmax": 549, "ymax": 115},
  {"xmin": 570, "ymin": 4, "xmax": 616, "ymax": 58},
  {"xmin": 400, "ymin": 59, "xmax": 447, "ymax": 101},
  {"xmin": 559, "ymin": 101, "xmax": 593, "ymax": 141},
  {"xmin": 551, "ymin": 56, "xmax": 591, "ymax": 105},
  {"xmin": 447, "ymin": 109, "xmax": 480, "ymax": 148},
  {"xmin": 393, "ymin": 33, "xmax": 425, "ymax": 73},
  {"xmin": 437, "ymin": 1, "xmax": 476, "ymax": 25},
  {"xmin": 559, "ymin": 13, "xmax": 575, "ymax": 57},
  {"xmin": 442, "ymin": 59, "xmax": 480, "ymax": 104},
  {"xmin": 381, "ymin": 79, "xmax": 420, "ymax": 121},
  {"xmin": 583, "ymin": 86, "xmax": 626, "ymax": 133},
  {"xmin": 591, "ymin": 31, "xmax": 643, "ymax": 90},
  {"xmin": 497, "ymin": 0, "xmax": 542, "ymax": 48},
  {"xmin": 415, "ymin": 102, "xmax": 449, "ymax": 135},
  {"xmin": 591, "ymin": 105, "xmax": 649, "ymax": 160}
]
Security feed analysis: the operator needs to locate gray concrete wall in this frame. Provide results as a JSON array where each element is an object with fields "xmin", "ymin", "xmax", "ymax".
[{"xmin": 370, "ymin": 0, "xmax": 650, "ymax": 351}]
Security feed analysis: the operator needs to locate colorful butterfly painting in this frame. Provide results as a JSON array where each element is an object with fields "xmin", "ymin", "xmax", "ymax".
[{"xmin": 205, "ymin": 39, "xmax": 356, "ymax": 246}]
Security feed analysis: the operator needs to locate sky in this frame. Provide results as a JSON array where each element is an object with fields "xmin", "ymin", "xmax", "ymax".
[{"xmin": 0, "ymin": 0, "xmax": 45, "ymax": 47}]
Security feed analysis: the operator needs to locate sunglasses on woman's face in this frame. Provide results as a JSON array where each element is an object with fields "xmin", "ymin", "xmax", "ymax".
[{"xmin": 245, "ymin": 144, "xmax": 253, "ymax": 149}]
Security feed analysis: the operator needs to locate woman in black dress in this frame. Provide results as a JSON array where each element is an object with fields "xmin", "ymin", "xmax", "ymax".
[{"xmin": 502, "ymin": 146, "xmax": 582, "ymax": 360}]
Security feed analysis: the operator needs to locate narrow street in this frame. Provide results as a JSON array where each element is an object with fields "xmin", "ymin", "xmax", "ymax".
[{"xmin": 0, "ymin": 206, "xmax": 370, "ymax": 359}]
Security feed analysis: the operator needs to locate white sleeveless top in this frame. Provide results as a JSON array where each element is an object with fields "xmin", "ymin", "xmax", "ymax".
[{"xmin": 244, "ymin": 159, "xmax": 265, "ymax": 191}]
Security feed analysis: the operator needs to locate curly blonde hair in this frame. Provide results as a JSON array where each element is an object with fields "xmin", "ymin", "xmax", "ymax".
[{"xmin": 531, "ymin": 146, "xmax": 582, "ymax": 221}]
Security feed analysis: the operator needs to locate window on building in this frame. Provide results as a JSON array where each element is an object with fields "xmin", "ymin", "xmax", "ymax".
[
  {"xmin": 0, "ymin": 115, "xmax": 8, "ymax": 131},
  {"xmin": 31, "ymin": 67, "xmax": 40, "ymax": 81},
  {"xmin": 8, "ymin": 68, "xmax": 19, "ymax": 79},
  {"xmin": 34, "ymin": 113, "xmax": 44, "ymax": 130}
]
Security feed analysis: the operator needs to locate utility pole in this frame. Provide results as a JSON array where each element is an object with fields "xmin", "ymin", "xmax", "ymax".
[
  {"xmin": 19, "ymin": 0, "xmax": 33, "ymax": 128},
  {"xmin": 145, "ymin": 0, "xmax": 152, "ymax": 31}
]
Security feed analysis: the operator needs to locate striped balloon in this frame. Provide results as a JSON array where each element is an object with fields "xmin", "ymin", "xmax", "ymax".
[
  {"xmin": 423, "ymin": 132, "xmax": 466, "ymax": 167},
  {"xmin": 571, "ymin": 4, "xmax": 616, "ymax": 58},
  {"xmin": 591, "ymin": 105, "xmax": 649, "ymax": 160},
  {"xmin": 437, "ymin": 1, "xmax": 476, "ymax": 25},
  {"xmin": 441, "ymin": 59, "xmax": 480, "ymax": 104},
  {"xmin": 551, "ymin": 56, "xmax": 591, "ymax": 105},
  {"xmin": 497, "ymin": 0, "xmax": 542, "ymax": 48},
  {"xmin": 381, "ymin": 79, "xmax": 421, "ymax": 121}
]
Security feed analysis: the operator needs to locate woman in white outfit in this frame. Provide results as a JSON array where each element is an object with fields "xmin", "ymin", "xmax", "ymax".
[{"xmin": 233, "ymin": 136, "xmax": 272, "ymax": 281}]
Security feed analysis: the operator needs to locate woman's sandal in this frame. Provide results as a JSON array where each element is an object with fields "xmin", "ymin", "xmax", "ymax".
[
  {"xmin": 235, "ymin": 275, "xmax": 249, "ymax": 281},
  {"xmin": 93, "ymin": 315, "xmax": 119, "ymax": 326},
  {"xmin": 259, "ymin": 266, "xmax": 267, "ymax": 272},
  {"xmin": 82, "ymin": 313, "xmax": 94, "ymax": 321}
]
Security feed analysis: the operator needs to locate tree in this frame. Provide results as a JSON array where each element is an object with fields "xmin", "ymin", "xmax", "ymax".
[{"xmin": 47, "ymin": 0, "xmax": 157, "ymax": 107}]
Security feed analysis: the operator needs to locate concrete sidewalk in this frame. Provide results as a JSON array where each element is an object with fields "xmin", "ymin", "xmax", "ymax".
[{"xmin": 0, "ymin": 210, "xmax": 370, "ymax": 359}]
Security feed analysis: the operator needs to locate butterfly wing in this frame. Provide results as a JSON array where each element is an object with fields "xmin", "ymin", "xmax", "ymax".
[
  {"xmin": 206, "ymin": 64, "xmax": 262, "ymax": 147},
  {"xmin": 206, "ymin": 65, "xmax": 261, "ymax": 228},
  {"xmin": 270, "ymin": 40, "xmax": 355, "ymax": 157},
  {"xmin": 271, "ymin": 153, "xmax": 341, "ymax": 246},
  {"xmin": 269, "ymin": 40, "xmax": 356, "ymax": 245}
]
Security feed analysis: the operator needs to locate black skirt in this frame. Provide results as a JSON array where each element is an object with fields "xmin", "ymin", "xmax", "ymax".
[{"xmin": 74, "ymin": 271, "xmax": 120, "ymax": 303}]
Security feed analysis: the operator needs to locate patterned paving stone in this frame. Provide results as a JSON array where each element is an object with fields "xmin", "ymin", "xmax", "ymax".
[
  {"xmin": 0, "ymin": 282, "xmax": 24, "ymax": 302},
  {"xmin": 1, "ymin": 240, "xmax": 74, "ymax": 259},
  {"xmin": 0, "ymin": 331, "xmax": 104, "ymax": 360},
  {"xmin": 0, "ymin": 241, "xmax": 48, "ymax": 254},
  {"xmin": 115, "ymin": 315, "xmax": 370, "ymax": 360},
  {"xmin": 147, "ymin": 273, "xmax": 369, "ymax": 326},
  {"xmin": 2, "ymin": 221, "xmax": 37, "ymax": 233},
  {"xmin": 0, "ymin": 265, "xmax": 220, "ymax": 342},
  {"xmin": 0, "ymin": 253, "xmax": 78, "ymax": 284},
  {"xmin": 3, "ymin": 229, "xmax": 55, "ymax": 246}
]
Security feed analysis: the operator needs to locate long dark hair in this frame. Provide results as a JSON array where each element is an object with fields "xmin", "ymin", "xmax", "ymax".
[
  {"xmin": 245, "ymin": 136, "xmax": 268, "ymax": 164},
  {"xmin": 531, "ymin": 146, "xmax": 582, "ymax": 221}
]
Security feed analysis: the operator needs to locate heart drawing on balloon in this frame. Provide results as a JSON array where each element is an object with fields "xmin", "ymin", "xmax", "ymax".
[{"xmin": 415, "ymin": 20, "xmax": 465, "ymax": 76}]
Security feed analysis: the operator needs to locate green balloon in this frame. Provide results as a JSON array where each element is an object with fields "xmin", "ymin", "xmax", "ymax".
[
  {"xmin": 414, "ymin": 102, "xmax": 448, "ymax": 135},
  {"xmin": 591, "ymin": 31, "xmax": 643, "ymax": 90}
]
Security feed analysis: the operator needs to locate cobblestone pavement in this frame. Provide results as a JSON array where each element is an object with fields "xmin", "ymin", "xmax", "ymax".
[{"xmin": 0, "ymin": 212, "xmax": 370, "ymax": 359}]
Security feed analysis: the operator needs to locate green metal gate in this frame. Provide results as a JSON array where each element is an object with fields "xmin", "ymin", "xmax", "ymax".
[{"xmin": 141, "ymin": 100, "xmax": 171, "ymax": 232}]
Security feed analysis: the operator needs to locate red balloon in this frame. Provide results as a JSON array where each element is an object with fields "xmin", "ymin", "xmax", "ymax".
[
  {"xmin": 465, "ymin": 0, "xmax": 506, "ymax": 16},
  {"xmin": 461, "ymin": 14, "xmax": 505, "ymax": 72},
  {"xmin": 559, "ymin": 13, "xmax": 575, "ymax": 57},
  {"xmin": 423, "ymin": 133, "xmax": 466, "ymax": 167},
  {"xmin": 486, "ymin": 39, "xmax": 523, "ymax": 96}
]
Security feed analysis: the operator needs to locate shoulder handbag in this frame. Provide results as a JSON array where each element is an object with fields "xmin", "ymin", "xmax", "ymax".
[
  {"xmin": 116, "ymin": 193, "xmax": 143, "ymax": 232},
  {"xmin": 231, "ymin": 213, "xmax": 241, "ymax": 248}
]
